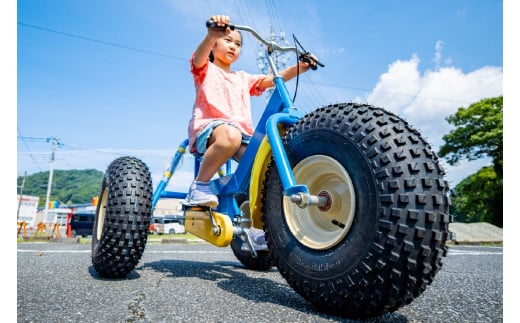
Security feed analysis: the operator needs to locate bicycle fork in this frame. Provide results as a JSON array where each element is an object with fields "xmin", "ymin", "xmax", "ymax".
[{"xmin": 266, "ymin": 113, "xmax": 329, "ymax": 209}]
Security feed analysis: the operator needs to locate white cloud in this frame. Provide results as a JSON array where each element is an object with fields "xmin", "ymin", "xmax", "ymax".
[
  {"xmin": 367, "ymin": 54, "xmax": 422, "ymax": 116},
  {"xmin": 366, "ymin": 52, "xmax": 503, "ymax": 185},
  {"xmin": 433, "ymin": 40, "xmax": 443, "ymax": 69}
]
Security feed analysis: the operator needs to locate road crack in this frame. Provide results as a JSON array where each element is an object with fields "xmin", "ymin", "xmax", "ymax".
[{"xmin": 126, "ymin": 291, "xmax": 148, "ymax": 322}]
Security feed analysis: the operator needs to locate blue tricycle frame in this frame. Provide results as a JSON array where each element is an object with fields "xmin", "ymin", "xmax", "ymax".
[{"xmin": 151, "ymin": 69, "xmax": 311, "ymax": 218}]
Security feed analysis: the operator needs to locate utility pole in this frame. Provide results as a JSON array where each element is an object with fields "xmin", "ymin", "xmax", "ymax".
[
  {"xmin": 17, "ymin": 171, "xmax": 27, "ymax": 221},
  {"xmin": 43, "ymin": 137, "xmax": 62, "ymax": 222}
]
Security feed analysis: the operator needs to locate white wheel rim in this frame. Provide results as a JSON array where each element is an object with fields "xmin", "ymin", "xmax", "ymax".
[
  {"xmin": 96, "ymin": 188, "xmax": 108, "ymax": 241},
  {"xmin": 284, "ymin": 155, "xmax": 356, "ymax": 250}
]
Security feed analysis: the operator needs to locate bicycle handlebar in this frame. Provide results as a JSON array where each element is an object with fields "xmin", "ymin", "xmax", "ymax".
[{"xmin": 206, "ymin": 20, "xmax": 324, "ymax": 69}]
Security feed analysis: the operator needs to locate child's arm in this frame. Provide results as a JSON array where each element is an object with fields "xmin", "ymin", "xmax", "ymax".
[
  {"xmin": 192, "ymin": 15, "xmax": 231, "ymax": 69},
  {"xmin": 258, "ymin": 57, "xmax": 318, "ymax": 90}
]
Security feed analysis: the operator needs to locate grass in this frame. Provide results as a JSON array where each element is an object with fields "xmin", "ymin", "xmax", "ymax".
[
  {"xmin": 147, "ymin": 232, "xmax": 201, "ymax": 242},
  {"xmin": 17, "ymin": 232, "xmax": 201, "ymax": 244},
  {"xmin": 77, "ymin": 233, "xmax": 201, "ymax": 244},
  {"xmin": 446, "ymin": 241, "xmax": 503, "ymax": 247}
]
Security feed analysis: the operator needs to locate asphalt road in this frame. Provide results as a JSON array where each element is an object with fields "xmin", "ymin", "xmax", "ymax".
[{"xmin": 17, "ymin": 242, "xmax": 503, "ymax": 323}]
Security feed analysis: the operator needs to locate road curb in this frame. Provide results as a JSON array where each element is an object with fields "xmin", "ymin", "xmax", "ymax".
[
  {"xmin": 160, "ymin": 238, "xmax": 188, "ymax": 244},
  {"xmin": 449, "ymin": 222, "xmax": 503, "ymax": 244}
]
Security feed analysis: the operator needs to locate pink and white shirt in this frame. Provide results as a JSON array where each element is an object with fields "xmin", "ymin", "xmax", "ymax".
[{"xmin": 188, "ymin": 54, "xmax": 266, "ymax": 152}]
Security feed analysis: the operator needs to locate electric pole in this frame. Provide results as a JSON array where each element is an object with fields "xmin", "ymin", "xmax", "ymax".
[
  {"xmin": 17, "ymin": 171, "xmax": 27, "ymax": 221},
  {"xmin": 43, "ymin": 137, "xmax": 62, "ymax": 222}
]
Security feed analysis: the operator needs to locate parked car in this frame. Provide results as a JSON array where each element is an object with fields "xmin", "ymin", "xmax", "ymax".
[
  {"xmin": 149, "ymin": 216, "xmax": 185, "ymax": 235},
  {"xmin": 149, "ymin": 217, "xmax": 161, "ymax": 234},
  {"xmin": 70, "ymin": 213, "xmax": 95, "ymax": 237}
]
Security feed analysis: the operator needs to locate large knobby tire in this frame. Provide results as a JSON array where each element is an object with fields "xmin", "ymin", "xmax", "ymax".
[
  {"xmin": 230, "ymin": 198, "xmax": 273, "ymax": 271},
  {"xmin": 262, "ymin": 103, "xmax": 452, "ymax": 319},
  {"xmin": 91, "ymin": 156, "xmax": 153, "ymax": 278}
]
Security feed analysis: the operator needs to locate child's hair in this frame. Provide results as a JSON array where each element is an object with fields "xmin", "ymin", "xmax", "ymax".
[{"xmin": 208, "ymin": 30, "xmax": 242, "ymax": 63}]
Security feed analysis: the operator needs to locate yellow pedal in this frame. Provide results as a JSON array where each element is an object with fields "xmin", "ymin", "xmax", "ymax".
[{"xmin": 184, "ymin": 208, "xmax": 233, "ymax": 247}]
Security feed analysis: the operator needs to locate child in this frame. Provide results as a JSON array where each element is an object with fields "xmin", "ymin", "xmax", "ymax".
[{"xmin": 187, "ymin": 14, "xmax": 317, "ymax": 207}]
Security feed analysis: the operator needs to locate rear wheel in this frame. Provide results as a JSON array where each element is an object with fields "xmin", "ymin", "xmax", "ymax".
[
  {"xmin": 263, "ymin": 103, "xmax": 451, "ymax": 319},
  {"xmin": 91, "ymin": 156, "xmax": 153, "ymax": 278},
  {"xmin": 230, "ymin": 198, "xmax": 273, "ymax": 271}
]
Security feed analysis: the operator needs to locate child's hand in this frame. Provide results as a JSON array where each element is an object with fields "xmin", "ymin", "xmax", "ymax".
[
  {"xmin": 209, "ymin": 15, "xmax": 230, "ymax": 27},
  {"xmin": 207, "ymin": 15, "xmax": 231, "ymax": 37},
  {"xmin": 298, "ymin": 53, "xmax": 319, "ymax": 71}
]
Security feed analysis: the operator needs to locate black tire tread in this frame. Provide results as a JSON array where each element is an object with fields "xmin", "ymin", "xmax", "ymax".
[
  {"xmin": 263, "ymin": 102, "xmax": 451, "ymax": 319},
  {"xmin": 91, "ymin": 156, "xmax": 153, "ymax": 278}
]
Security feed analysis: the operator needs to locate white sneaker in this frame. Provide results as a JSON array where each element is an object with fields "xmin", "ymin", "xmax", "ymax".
[
  {"xmin": 185, "ymin": 181, "xmax": 218, "ymax": 207},
  {"xmin": 241, "ymin": 227, "xmax": 268, "ymax": 251}
]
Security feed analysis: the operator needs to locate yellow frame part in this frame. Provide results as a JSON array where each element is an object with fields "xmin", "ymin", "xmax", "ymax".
[
  {"xmin": 248, "ymin": 137, "xmax": 272, "ymax": 230},
  {"xmin": 184, "ymin": 208, "xmax": 233, "ymax": 247}
]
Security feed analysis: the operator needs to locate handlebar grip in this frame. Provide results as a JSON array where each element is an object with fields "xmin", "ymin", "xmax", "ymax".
[
  {"xmin": 206, "ymin": 19, "xmax": 235, "ymax": 31},
  {"xmin": 299, "ymin": 54, "xmax": 325, "ymax": 70}
]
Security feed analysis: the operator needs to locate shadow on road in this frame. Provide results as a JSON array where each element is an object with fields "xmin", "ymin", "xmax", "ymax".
[
  {"xmin": 138, "ymin": 258, "xmax": 410, "ymax": 323},
  {"xmin": 87, "ymin": 265, "xmax": 142, "ymax": 281}
]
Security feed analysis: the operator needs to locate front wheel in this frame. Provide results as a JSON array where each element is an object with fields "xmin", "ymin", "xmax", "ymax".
[
  {"xmin": 263, "ymin": 103, "xmax": 451, "ymax": 319},
  {"xmin": 91, "ymin": 156, "xmax": 153, "ymax": 278}
]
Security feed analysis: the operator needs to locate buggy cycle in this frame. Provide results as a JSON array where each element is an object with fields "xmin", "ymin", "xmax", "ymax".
[{"xmin": 91, "ymin": 20, "xmax": 452, "ymax": 319}]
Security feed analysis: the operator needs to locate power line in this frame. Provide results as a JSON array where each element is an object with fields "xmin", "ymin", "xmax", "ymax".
[
  {"xmin": 234, "ymin": 0, "xmax": 259, "ymax": 59},
  {"xmin": 17, "ymin": 22, "xmax": 187, "ymax": 61},
  {"xmin": 305, "ymin": 80, "xmax": 473, "ymax": 105},
  {"xmin": 17, "ymin": 128, "xmax": 43, "ymax": 172},
  {"xmin": 234, "ymin": 0, "xmax": 255, "ymax": 28},
  {"xmin": 17, "ymin": 135, "xmax": 130, "ymax": 160},
  {"xmin": 266, "ymin": 0, "xmax": 283, "ymax": 33},
  {"xmin": 17, "ymin": 20, "xmax": 472, "ymax": 110}
]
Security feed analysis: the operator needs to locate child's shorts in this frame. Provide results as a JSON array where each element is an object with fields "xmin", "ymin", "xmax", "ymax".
[{"xmin": 193, "ymin": 120, "xmax": 252, "ymax": 157}]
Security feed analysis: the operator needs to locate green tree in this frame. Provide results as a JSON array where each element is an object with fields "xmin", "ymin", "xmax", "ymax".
[
  {"xmin": 451, "ymin": 166, "xmax": 502, "ymax": 227},
  {"xmin": 17, "ymin": 169, "xmax": 104, "ymax": 208},
  {"xmin": 438, "ymin": 96, "xmax": 503, "ymax": 227},
  {"xmin": 439, "ymin": 96, "xmax": 503, "ymax": 178}
]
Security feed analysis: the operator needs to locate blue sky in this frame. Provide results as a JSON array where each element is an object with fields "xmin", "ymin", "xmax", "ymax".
[{"xmin": 14, "ymin": 0, "xmax": 505, "ymax": 192}]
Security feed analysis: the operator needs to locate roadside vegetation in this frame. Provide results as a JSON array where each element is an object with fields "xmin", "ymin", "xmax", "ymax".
[
  {"xmin": 438, "ymin": 96, "xmax": 503, "ymax": 227},
  {"xmin": 18, "ymin": 233, "xmax": 201, "ymax": 244},
  {"xmin": 17, "ymin": 169, "xmax": 103, "ymax": 208}
]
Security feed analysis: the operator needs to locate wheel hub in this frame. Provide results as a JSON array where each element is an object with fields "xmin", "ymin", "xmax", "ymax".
[{"xmin": 317, "ymin": 191, "xmax": 332, "ymax": 212}]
